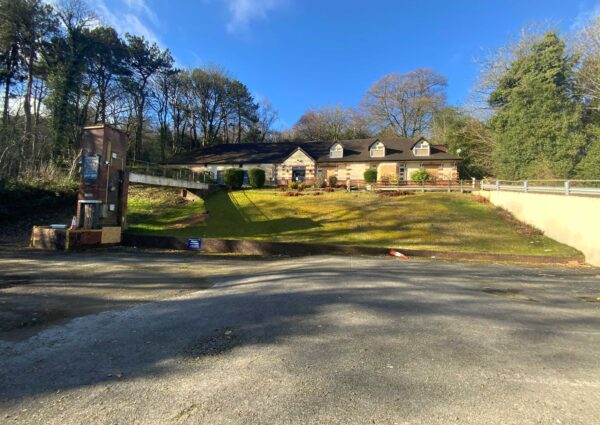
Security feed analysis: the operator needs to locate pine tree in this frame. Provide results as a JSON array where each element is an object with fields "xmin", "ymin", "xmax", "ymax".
[{"xmin": 488, "ymin": 32, "xmax": 585, "ymax": 179}]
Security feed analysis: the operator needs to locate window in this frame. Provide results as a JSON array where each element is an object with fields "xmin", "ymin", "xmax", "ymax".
[
  {"xmin": 369, "ymin": 141, "xmax": 385, "ymax": 158},
  {"xmin": 413, "ymin": 140, "xmax": 430, "ymax": 156},
  {"xmin": 330, "ymin": 143, "xmax": 343, "ymax": 158}
]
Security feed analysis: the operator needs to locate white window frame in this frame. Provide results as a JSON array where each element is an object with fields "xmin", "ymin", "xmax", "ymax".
[
  {"xmin": 369, "ymin": 142, "xmax": 385, "ymax": 158},
  {"xmin": 413, "ymin": 140, "xmax": 430, "ymax": 156},
  {"xmin": 330, "ymin": 143, "xmax": 344, "ymax": 159}
]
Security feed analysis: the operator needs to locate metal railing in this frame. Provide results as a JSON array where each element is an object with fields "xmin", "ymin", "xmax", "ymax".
[
  {"xmin": 481, "ymin": 179, "xmax": 600, "ymax": 197},
  {"xmin": 127, "ymin": 160, "xmax": 214, "ymax": 184}
]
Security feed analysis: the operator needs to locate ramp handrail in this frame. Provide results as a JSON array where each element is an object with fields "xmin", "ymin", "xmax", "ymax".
[
  {"xmin": 480, "ymin": 179, "xmax": 600, "ymax": 197},
  {"xmin": 127, "ymin": 160, "xmax": 213, "ymax": 184}
]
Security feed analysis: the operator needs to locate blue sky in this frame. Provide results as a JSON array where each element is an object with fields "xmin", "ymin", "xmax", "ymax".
[{"xmin": 95, "ymin": 0, "xmax": 600, "ymax": 129}]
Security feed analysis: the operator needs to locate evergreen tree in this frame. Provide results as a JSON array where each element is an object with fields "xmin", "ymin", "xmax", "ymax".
[
  {"xmin": 575, "ymin": 125, "xmax": 600, "ymax": 178},
  {"xmin": 488, "ymin": 32, "xmax": 585, "ymax": 179},
  {"xmin": 86, "ymin": 26, "xmax": 129, "ymax": 124},
  {"xmin": 123, "ymin": 34, "xmax": 173, "ymax": 160},
  {"xmin": 45, "ymin": 1, "xmax": 95, "ymax": 159}
]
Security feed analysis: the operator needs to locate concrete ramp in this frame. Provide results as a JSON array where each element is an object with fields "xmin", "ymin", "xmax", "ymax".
[{"xmin": 129, "ymin": 172, "xmax": 209, "ymax": 190}]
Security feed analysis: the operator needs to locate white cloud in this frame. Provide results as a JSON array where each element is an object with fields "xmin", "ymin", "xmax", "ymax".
[
  {"xmin": 572, "ymin": 1, "xmax": 600, "ymax": 30},
  {"xmin": 223, "ymin": 0, "xmax": 285, "ymax": 33},
  {"xmin": 96, "ymin": 0, "xmax": 162, "ymax": 45},
  {"xmin": 123, "ymin": 0, "xmax": 159, "ymax": 26}
]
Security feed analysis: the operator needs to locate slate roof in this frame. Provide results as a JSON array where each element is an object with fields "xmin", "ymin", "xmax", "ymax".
[{"xmin": 166, "ymin": 137, "xmax": 461, "ymax": 165}]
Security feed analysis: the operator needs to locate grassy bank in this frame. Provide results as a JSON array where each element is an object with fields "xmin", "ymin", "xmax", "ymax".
[
  {"xmin": 126, "ymin": 186, "xmax": 580, "ymax": 257},
  {"xmin": 0, "ymin": 178, "xmax": 78, "ymax": 222}
]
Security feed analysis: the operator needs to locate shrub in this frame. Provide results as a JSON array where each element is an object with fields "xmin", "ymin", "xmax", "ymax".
[
  {"xmin": 248, "ymin": 168, "xmax": 266, "ymax": 188},
  {"xmin": 314, "ymin": 175, "xmax": 326, "ymax": 188},
  {"xmin": 288, "ymin": 181, "xmax": 299, "ymax": 190},
  {"xmin": 363, "ymin": 169, "xmax": 377, "ymax": 183},
  {"xmin": 222, "ymin": 168, "xmax": 244, "ymax": 189},
  {"xmin": 297, "ymin": 182, "xmax": 306, "ymax": 191},
  {"xmin": 328, "ymin": 175, "xmax": 338, "ymax": 187},
  {"xmin": 0, "ymin": 178, "xmax": 78, "ymax": 221},
  {"xmin": 411, "ymin": 169, "xmax": 434, "ymax": 184}
]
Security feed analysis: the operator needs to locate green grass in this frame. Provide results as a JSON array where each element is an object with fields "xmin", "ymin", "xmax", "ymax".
[{"xmin": 126, "ymin": 186, "xmax": 581, "ymax": 257}]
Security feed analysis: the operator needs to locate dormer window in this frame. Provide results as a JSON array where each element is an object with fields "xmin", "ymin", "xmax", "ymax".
[
  {"xmin": 413, "ymin": 140, "xmax": 430, "ymax": 156},
  {"xmin": 330, "ymin": 143, "xmax": 344, "ymax": 158},
  {"xmin": 369, "ymin": 141, "xmax": 385, "ymax": 158}
]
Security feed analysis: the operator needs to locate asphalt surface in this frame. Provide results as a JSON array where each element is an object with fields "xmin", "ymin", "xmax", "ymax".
[{"xmin": 0, "ymin": 250, "xmax": 599, "ymax": 424}]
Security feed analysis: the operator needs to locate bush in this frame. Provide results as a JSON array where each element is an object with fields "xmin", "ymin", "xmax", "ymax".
[
  {"xmin": 297, "ymin": 182, "xmax": 306, "ymax": 191},
  {"xmin": 248, "ymin": 168, "xmax": 266, "ymax": 188},
  {"xmin": 288, "ymin": 181, "xmax": 299, "ymax": 190},
  {"xmin": 328, "ymin": 175, "xmax": 338, "ymax": 187},
  {"xmin": 222, "ymin": 168, "xmax": 244, "ymax": 189},
  {"xmin": 411, "ymin": 169, "xmax": 434, "ymax": 184},
  {"xmin": 0, "ymin": 178, "xmax": 78, "ymax": 221},
  {"xmin": 314, "ymin": 175, "xmax": 326, "ymax": 188},
  {"xmin": 363, "ymin": 169, "xmax": 377, "ymax": 183}
]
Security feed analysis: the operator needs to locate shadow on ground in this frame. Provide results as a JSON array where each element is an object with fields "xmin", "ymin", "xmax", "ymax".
[{"xmin": 0, "ymin": 248, "xmax": 599, "ymax": 406}]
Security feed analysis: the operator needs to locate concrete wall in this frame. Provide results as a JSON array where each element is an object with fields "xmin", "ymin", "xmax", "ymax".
[{"xmin": 476, "ymin": 190, "xmax": 600, "ymax": 266}]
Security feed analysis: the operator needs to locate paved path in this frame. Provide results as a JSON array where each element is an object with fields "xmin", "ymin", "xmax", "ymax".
[{"xmin": 1, "ymin": 251, "xmax": 599, "ymax": 424}]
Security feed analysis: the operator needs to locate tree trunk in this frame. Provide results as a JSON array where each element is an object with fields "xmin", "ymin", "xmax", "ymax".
[
  {"xmin": 236, "ymin": 107, "xmax": 242, "ymax": 144},
  {"xmin": 98, "ymin": 78, "xmax": 109, "ymax": 124},
  {"xmin": 2, "ymin": 74, "xmax": 11, "ymax": 126},
  {"xmin": 33, "ymin": 79, "xmax": 44, "ymax": 149},
  {"xmin": 134, "ymin": 95, "xmax": 145, "ymax": 160},
  {"xmin": 24, "ymin": 49, "xmax": 35, "ymax": 138}
]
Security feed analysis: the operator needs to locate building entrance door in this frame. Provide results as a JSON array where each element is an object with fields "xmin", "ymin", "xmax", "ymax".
[{"xmin": 291, "ymin": 166, "xmax": 306, "ymax": 182}]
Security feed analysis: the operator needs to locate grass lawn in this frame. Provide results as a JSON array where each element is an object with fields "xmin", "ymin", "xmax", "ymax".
[{"xmin": 126, "ymin": 186, "xmax": 580, "ymax": 257}]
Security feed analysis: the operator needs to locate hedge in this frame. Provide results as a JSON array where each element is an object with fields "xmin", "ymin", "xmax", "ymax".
[
  {"xmin": 248, "ymin": 168, "xmax": 266, "ymax": 188},
  {"xmin": 363, "ymin": 169, "xmax": 377, "ymax": 183},
  {"xmin": 222, "ymin": 168, "xmax": 245, "ymax": 189}
]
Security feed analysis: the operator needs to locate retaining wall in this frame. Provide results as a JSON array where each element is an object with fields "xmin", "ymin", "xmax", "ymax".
[{"xmin": 476, "ymin": 190, "xmax": 600, "ymax": 267}]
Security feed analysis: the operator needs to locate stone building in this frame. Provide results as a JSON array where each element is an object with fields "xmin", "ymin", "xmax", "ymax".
[{"xmin": 166, "ymin": 137, "xmax": 461, "ymax": 185}]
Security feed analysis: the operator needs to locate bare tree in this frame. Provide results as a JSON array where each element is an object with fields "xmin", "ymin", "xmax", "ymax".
[
  {"xmin": 361, "ymin": 69, "xmax": 447, "ymax": 138},
  {"xmin": 574, "ymin": 15, "xmax": 600, "ymax": 110},
  {"xmin": 256, "ymin": 98, "xmax": 278, "ymax": 142},
  {"xmin": 291, "ymin": 105, "xmax": 370, "ymax": 141}
]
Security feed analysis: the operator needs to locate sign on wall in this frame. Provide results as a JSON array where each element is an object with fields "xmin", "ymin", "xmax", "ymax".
[{"xmin": 82, "ymin": 155, "xmax": 100, "ymax": 181}]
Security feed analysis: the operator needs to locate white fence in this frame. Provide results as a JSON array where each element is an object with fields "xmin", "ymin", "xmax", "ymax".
[{"xmin": 480, "ymin": 180, "xmax": 600, "ymax": 197}]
